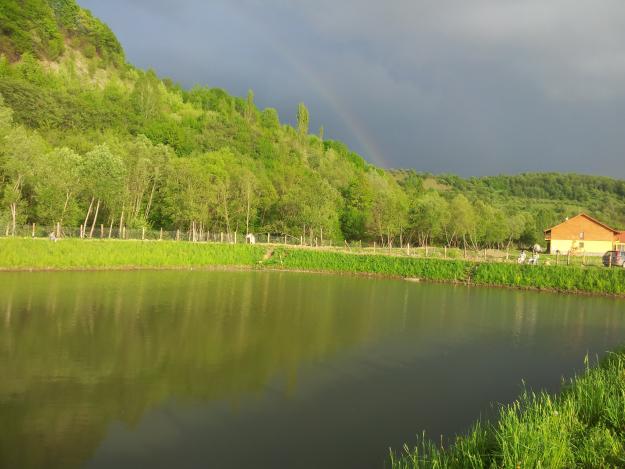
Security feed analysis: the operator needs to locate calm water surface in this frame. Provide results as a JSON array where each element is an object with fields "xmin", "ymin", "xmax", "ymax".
[{"xmin": 1, "ymin": 271, "xmax": 624, "ymax": 468}]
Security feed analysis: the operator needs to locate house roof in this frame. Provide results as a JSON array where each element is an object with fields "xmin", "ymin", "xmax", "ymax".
[
  {"xmin": 544, "ymin": 213, "xmax": 619, "ymax": 235},
  {"xmin": 617, "ymin": 232, "xmax": 625, "ymax": 243}
]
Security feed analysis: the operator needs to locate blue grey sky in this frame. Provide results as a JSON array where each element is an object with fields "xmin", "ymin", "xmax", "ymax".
[{"xmin": 79, "ymin": 0, "xmax": 625, "ymax": 177}]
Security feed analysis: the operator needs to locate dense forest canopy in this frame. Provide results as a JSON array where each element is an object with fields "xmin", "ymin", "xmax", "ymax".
[{"xmin": 0, "ymin": 0, "xmax": 624, "ymax": 248}]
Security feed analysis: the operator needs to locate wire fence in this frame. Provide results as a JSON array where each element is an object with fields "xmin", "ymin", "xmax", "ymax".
[
  {"xmin": 1, "ymin": 224, "xmax": 615, "ymax": 269},
  {"xmin": 1, "ymin": 223, "xmax": 337, "ymax": 246}
]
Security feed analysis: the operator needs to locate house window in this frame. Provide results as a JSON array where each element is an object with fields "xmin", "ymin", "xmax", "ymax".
[
  {"xmin": 579, "ymin": 232, "xmax": 585, "ymax": 239},
  {"xmin": 579, "ymin": 242, "xmax": 585, "ymax": 248}
]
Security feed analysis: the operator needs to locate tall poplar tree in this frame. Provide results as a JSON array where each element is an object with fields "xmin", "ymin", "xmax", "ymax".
[
  {"xmin": 246, "ymin": 89, "xmax": 255, "ymax": 122},
  {"xmin": 297, "ymin": 102, "xmax": 309, "ymax": 138}
]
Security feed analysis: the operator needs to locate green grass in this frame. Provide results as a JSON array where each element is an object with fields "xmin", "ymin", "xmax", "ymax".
[
  {"xmin": 391, "ymin": 352, "xmax": 625, "ymax": 468},
  {"xmin": 1, "ymin": 239, "xmax": 625, "ymax": 296},
  {"xmin": 264, "ymin": 247, "xmax": 470, "ymax": 282},
  {"xmin": 472, "ymin": 263, "xmax": 625, "ymax": 295},
  {"xmin": 0, "ymin": 238, "xmax": 265, "ymax": 269},
  {"xmin": 263, "ymin": 247, "xmax": 625, "ymax": 295}
]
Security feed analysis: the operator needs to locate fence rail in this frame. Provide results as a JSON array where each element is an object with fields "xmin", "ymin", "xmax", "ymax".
[
  {"xmin": 0, "ymin": 224, "xmax": 611, "ymax": 268},
  {"xmin": 2, "ymin": 224, "xmax": 337, "ymax": 247}
]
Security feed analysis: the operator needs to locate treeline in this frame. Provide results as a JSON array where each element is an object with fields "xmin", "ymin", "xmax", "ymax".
[
  {"xmin": 1, "ymin": 0, "xmax": 624, "ymax": 248},
  {"xmin": 0, "ymin": 84, "xmax": 588, "ymax": 249}
]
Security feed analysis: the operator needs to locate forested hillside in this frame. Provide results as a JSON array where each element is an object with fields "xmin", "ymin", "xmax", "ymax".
[{"xmin": 1, "ymin": 0, "xmax": 624, "ymax": 248}]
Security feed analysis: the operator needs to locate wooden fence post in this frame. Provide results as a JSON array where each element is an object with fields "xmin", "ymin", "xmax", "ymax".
[
  {"xmin": 567, "ymin": 251, "xmax": 570, "ymax": 266},
  {"xmin": 556, "ymin": 252, "xmax": 560, "ymax": 265},
  {"xmin": 56, "ymin": 222, "xmax": 60, "ymax": 239},
  {"xmin": 176, "ymin": 229, "xmax": 180, "ymax": 241},
  {"xmin": 80, "ymin": 224, "xmax": 84, "ymax": 239},
  {"xmin": 142, "ymin": 227, "xmax": 146, "ymax": 241},
  {"xmin": 284, "ymin": 235, "xmax": 287, "ymax": 245},
  {"xmin": 444, "ymin": 246, "xmax": 448, "ymax": 259},
  {"xmin": 373, "ymin": 241, "xmax": 376, "ymax": 253},
  {"xmin": 160, "ymin": 228, "xmax": 163, "ymax": 241},
  {"xmin": 407, "ymin": 243, "xmax": 410, "ymax": 256},
  {"xmin": 32, "ymin": 223, "xmax": 35, "ymax": 238},
  {"xmin": 268, "ymin": 233, "xmax": 271, "ymax": 244},
  {"xmin": 234, "ymin": 231, "xmax": 237, "ymax": 244}
]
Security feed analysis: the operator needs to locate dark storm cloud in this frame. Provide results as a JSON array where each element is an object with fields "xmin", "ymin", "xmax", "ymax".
[{"xmin": 79, "ymin": 0, "xmax": 625, "ymax": 177}]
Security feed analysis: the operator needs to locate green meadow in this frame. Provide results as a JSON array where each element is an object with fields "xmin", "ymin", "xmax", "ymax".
[{"xmin": 0, "ymin": 238, "xmax": 264, "ymax": 269}]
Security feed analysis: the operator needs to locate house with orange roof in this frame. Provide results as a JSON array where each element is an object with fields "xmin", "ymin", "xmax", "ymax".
[{"xmin": 544, "ymin": 213, "xmax": 623, "ymax": 255}]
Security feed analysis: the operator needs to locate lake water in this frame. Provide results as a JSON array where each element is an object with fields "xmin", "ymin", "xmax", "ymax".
[{"xmin": 1, "ymin": 271, "xmax": 624, "ymax": 468}]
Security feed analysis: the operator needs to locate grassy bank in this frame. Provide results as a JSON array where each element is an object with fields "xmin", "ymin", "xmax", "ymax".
[
  {"xmin": 0, "ymin": 238, "xmax": 265, "ymax": 269},
  {"xmin": 266, "ymin": 247, "xmax": 625, "ymax": 296},
  {"xmin": 472, "ymin": 263, "xmax": 625, "ymax": 296},
  {"xmin": 391, "ymin": 352, "xmax": 625, "ymax": 468},
  {"xmin": 1, "ymin": 239, "xmax": 624, "ymax": 296},
  {"xmin": 264, "ymin": 247, "xmax": 469, "ymax": 282}
]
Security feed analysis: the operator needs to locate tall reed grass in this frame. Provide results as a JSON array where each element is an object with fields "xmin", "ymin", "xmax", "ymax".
[
  {"xmin": 265, "ymin": 247, "xmax": 470, "ymax": 282},
  {"xmin": 391, "ymin": 352, "xmax": 625, "ymax": 468},
  {"xmin": 265, "ymin": 248, "xmax": 625, "ymax": 295},
  {"xmin": 472, "ymin": 263, "xmax": 625, "ymax": 295}
]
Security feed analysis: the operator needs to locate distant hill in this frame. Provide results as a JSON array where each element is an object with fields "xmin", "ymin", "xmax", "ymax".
[{"xmin": 0, "ymin": 0, "xmax": 623, "ymax": 247}]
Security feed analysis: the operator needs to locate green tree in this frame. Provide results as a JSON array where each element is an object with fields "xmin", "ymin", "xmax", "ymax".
[
  {"xmin": 131, "ymin": 70, "xmax": 163, "ymax": 120},
  {"xmin": 0, "ymin": 126, "xmax": 45, "ymax": 235},
  {"xmin": 447, "ymin": 194, "xmax": 476, "ymax": 249},
  {"xmin": 119, "ymin": 135, "xmax": 170, "ymax": 227},
  {"xmin": 246, "ymin": 89, "xmax": 255, "ymax": 122},
  {"xmin": 33, "ymin": 147, "xmax": 82, "ymax": 227},
  {"xmin": 472, "ymin": 201, "xmax": 507, "ymax": 248},
  {"xmin": 408, "ymin": 192, "xmax": 449, "ymax": 247},
  {"xmin": 505, "ymin": 212, "xmax": 530, "ymax": 250},
  {"xmin": 260, "ymin": 108, "xmax": 280, "ymax": 130},
  {"xmin": 297, "ymin": 102, "xmax": 309, "ymax": 138},
  {"xmin": 160, "ymin": 154, "xmax": 219, "ymax": 234},
  {"xmin": 368, "ymin": 172, "xmax": 408, "ymax": 246},
  {"xmin": 80, "ymin": 144, "xmax": 125, "ymax": 237},
  {"xmin": 340, "ymin": 176, "xmax": 373, "ymax": 241}
]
